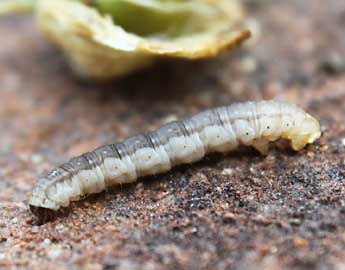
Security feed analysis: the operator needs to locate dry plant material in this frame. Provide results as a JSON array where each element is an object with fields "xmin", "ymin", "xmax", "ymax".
[{"xmin": 0, "ymin": 0, "xmax": 250, "ymax": 80}]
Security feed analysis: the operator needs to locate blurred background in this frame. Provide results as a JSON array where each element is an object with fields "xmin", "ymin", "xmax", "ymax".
[{"xmin": 0, "ymin": 1, "xmax": 345, "ymax": 269}]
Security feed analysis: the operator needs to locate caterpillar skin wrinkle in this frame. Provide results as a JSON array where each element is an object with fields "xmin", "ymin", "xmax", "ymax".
[{"xmin": 29, "ymin": 100, "xmax": 321, "ymax": 221}]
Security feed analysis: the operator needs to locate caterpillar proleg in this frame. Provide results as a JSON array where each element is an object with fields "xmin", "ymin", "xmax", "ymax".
[{"xmin": 29, "ymin": 100, "xmax": 321, "ymax": 221}]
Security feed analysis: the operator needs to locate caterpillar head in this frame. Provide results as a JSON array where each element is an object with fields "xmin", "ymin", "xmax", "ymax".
[
  {"xmin": 289, "ymin": 114, "xmax": 321, "ymax": 151},
  {"xmin": 29, "ymin": 181, "xmax": 59, "ymax": 210},
  {"xmin": 29, "ymin": 181, "xmax": 60, "ymax": 223}
]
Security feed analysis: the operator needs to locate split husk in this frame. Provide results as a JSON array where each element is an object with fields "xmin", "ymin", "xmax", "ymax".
[{"xmin": 0, "ymin": 0, "xmax": 250, "ymax": 80}]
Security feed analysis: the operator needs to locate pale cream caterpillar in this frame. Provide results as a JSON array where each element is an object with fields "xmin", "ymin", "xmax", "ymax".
[{"xmin": 29, "ymin": 100, "xmax": 321, "ymax": 222}]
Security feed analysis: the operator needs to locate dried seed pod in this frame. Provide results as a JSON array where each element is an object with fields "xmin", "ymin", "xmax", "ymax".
[
  {"xmin": 0, "ymin": 0, "xmax": 34, "ymax": 14},
  {"xmin": 29, "ymin": 100, "xmax": 321, "ymax": 222},
  {"xmin": 1, "ymin": 0, "xmax": 250, "ymax": 80}
]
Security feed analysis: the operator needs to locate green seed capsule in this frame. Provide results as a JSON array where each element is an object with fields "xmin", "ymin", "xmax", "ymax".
[{"xmin": 0, "ymin": 0, "xmax": 250, "ymax": 80}]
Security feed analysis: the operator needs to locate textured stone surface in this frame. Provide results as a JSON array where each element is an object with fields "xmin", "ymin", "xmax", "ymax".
[{"xmin": 0, "ymin": 1, "xmax": 345, "ymax": 269}]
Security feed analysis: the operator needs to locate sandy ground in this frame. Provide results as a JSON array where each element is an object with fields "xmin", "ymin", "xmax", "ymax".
[{"xmin": 0, "ymin": 0, "xmax": 345, "ymax": 269}]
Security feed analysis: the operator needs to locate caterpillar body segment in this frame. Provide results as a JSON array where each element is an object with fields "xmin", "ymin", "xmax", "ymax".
[{"xmin": 29, "ymin": 100, "xmax": 321, "ymax": 220}]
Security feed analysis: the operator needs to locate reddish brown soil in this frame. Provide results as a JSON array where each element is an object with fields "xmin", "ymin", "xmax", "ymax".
[{"xmin": 0, "ymin": 1, "xmax": 345, "ymax": 269}]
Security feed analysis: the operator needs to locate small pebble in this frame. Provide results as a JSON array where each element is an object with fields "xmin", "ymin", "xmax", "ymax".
[
  {"xmin": 31, "ymin": 154, "xmax": 43, "ymax": 164},
  {"xmin": 223, "ymin": 212, "xmax": 236, "ymax": 223},
  {"xmin": 320, "ymin": 53, "xmax": 345, "ymax": 75},
  {"xmin": 341, "ymin": 138, "xmax": 345, "ymax": 146},
  {"xmin": 293, "ymin": 238, "xmax": 308, "ymax": 248},
  {"xmin": 47, "ymin": 247, "xmax": 62, "ymax": 260},
  {"xmin": 221, "ymin": 168, "xmax": 234, "ymax": 176},
  {"xmin": 40, "ymin": 239, "xmax": 52, "ymax": 248}
]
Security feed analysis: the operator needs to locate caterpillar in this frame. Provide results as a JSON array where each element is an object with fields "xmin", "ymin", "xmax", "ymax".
[{"xmin": 29, "ymin": 100, "xmax": 321, "ymax": 221}]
